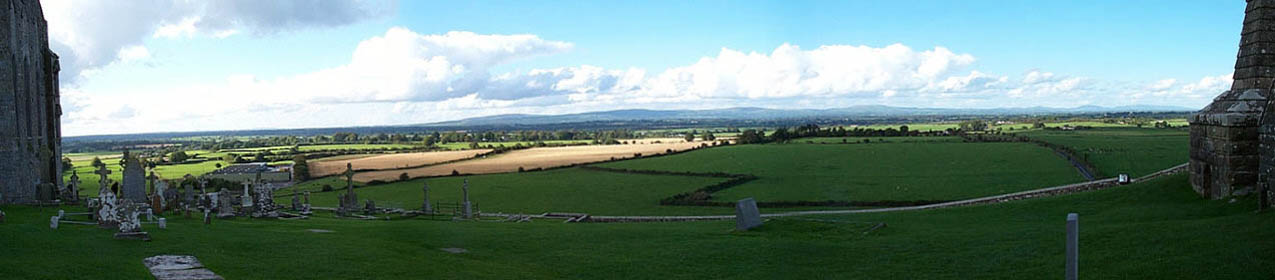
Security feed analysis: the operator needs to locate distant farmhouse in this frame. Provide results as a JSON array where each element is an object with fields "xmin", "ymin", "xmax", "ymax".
[{"xmin": 205, "ymin": 163, "xmax": 292, "ymax": 184}]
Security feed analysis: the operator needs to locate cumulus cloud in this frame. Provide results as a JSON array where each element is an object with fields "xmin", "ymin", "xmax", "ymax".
[
  {"xmin": 41, "ymin": 0, "xmax": 395, "ymax": 83},
  {"xmin": 57, "ymin": 25, "xmax": 1235, "ymax": 136}
]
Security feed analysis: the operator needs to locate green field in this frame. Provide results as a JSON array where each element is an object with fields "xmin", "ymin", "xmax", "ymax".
[
  {"xmin": 598, "ymin": 142, "xmax": 1085, "ymax": 202},
  {"xmin": 798, "ymin": 136, "xmax": 960, "ymax": 144},
  {"xmin": 1021, "ymin": 128, "xmax": 1189, "ymax": 177},
  {"xmin": 295, "ymin": 168, "xmax": 733, "ymax": 216},
  {"xmin": 3, "ymin": 174, "xmax": 1270, "ymax": 278}
]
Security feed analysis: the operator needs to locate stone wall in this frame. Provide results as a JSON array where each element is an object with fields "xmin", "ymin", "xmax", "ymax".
[
  {"xmin": 0, "ymin": 0, "xmax": 62, "ymax": 204},
  {"xmin": 1189, "ymin": 0, "xmax": 1274, "ymax": 200}
]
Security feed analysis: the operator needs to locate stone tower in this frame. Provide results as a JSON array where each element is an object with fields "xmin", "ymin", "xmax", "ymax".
[{"xmin": 1, "ymin": 0, "xmax": 63, "ymax": 204}]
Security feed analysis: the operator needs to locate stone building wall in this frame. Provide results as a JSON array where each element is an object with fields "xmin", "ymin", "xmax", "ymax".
[{"xmin": 0, "ymin": 0, "xmax": 62, "ymax": 204}]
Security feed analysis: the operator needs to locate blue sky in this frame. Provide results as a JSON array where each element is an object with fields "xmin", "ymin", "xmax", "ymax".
[{"xmin": 42, "ymin": 0, "xmax": 1243, "ymax": 136}]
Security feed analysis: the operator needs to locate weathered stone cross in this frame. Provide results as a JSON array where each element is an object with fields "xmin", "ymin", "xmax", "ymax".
[
  {"xmin": 95, "ymin": 165, "xmax": 112, "ymax": 194},
  {"xmin": 343, "ymin": 163, "xmax": 356, "ymax": 191}
]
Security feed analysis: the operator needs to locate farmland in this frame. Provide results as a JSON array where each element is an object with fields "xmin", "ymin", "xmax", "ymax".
[
  {"xmin": 308, "ymin": 150, "xmax": 492, "ymax": 178},
  {"xmin": 598, "ymin": 142, "xmax": 1085, "ymax": 202},
  {"xmin": 353, "ymin": 141, "xmax": 709, "ymax": 182},
  {"xmin": 1020, "ymin": 128, "xmax": 1189, "ymax": 177}
]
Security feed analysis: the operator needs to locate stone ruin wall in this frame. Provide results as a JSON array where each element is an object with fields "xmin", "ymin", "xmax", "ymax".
[{"xmin": 0, "ymin": 0, "xmax": 62, "ymax": 204}]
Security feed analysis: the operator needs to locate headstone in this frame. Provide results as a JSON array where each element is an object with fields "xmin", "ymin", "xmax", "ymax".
[
  {"xmin": 364, "ymin": 200, "xmax": 376, "ymax": 215},
  {"xmin": 117, "ymin": 203, "xmax": 144, "ymax": 233},
  {"xmin": 1065, "ymin": 213, "xmax": 1079, "ymax": 280},
  {"xmin": 94, "ymin": 166, "xmax": 112, "ymax": 197},
  {"xmin": 96, "ymin": 187, "xmax": 121, "ymax": 229},
  {"xmin": 301, "ymin": 192, "xmax": 312, "ymax": 215},
  {"xmin": 251, "ymin": 183, "xmax": 277, "ymax": 218},
  {"xmin": 183, "ymin": 182, "xmax": 195, "ymax": 208},
  {"xmin": 291, "ymin": 192, "xmax": 300, "ymax": 211},
  {"xmin": 462, "ymin": 179, "xmax": 472, "ymax": 219},
  {"xmin": 340, "ymin": 163, "xmax": 359, "ymax": 214},
  {"xmin": 147, "ymin": 171, "xmax": 159, "ymax": 195},
  {"xmin": 217, "ymin": 189, "xmax": 235, "ymax": 218},
  {"xmin": 121, "ymin": 151, "xmax": 148, "ymax": 203},
  {"xmin": 50, "ymin": 215, "xmax": 59, "ymax": 229},
  {"xmin": 64, "ymin": 170, "xmax": 82, "ymax": 202},
  {"xmin": 37, "ymin": 182, "xmax": 54, "ymax": 201},
  {"xmin": 144, "ymin": 255, "xmax": 224, "ymax": 280},
  {"xmin": 734, "ymin": 198, "xmax": 762, "ymax": 231},
  {"xmin": 422, "ymin": 182, "xmax": 432, "ymax": 214},
  {"xmin": 158, "ymin": 218, "xmax": 166, "ymax": 229},
  {"xmin": 240, "ymin": 182, "xmax": 253, "ymax": 209}
]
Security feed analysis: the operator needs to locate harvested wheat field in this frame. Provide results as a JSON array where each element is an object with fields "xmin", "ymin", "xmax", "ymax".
[
  {"xmin": 311, "ymin": 149, "xmax": 491, "ymax": 177},
  {"xmin": 354, "ymin": 141, "xmax": 708, "ymax": 182}
]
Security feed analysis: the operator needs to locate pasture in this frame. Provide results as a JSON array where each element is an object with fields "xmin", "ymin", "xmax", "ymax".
[
  {"xmin": 1020, "ymin": 128, "xmax": 1189, "ymax": 177},
  {"xmin": 597, "ymin": 142, "xmax": 1085, "ymax": 202}
]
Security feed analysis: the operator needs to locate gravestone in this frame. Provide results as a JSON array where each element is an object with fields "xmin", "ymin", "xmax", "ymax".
[
  {"xmin": 183, "ymin": 182, "xmax": 195, "ymax": 208},
  {"xmin": 1065, "ymin": 213, "xmax": 1079, "ymax": 280},
  {"xmin": 153, "ymin": 180, "xmax": 170, "ymax": 212},
  {"xmin": 147, "ymin": 171, "xmax": 158, "ymax": 196},
  {"xmin": 301, "ymin": 192, "xmax": 312, "ymax": 215},
  {"xmin": 340, "ymin": 163, "xmax": 359, "ymax": 214},
  {"xmin": 96, "ymin": 188, "xmax": 121, "ymax": 229},
  {"xmin": 121, "ymin": 152, "xmax": 147, "ymax": 203},
  {"xmin": 114, "ymin": 203, "xmax": 150, "ymax": 241},
  {"xmin": 240, "ymin": 182, "xmax": 253, "ymax": 209},
  {"xmin": 63, "ymin": 170, "xmax": 81, "ymax": 202},
  {"xmin": 216, "ymin": 189, "xmax": 235, "ymax": 218},
  {"xmin": 200, "ymin": 193, "xmax": 213, "ymax": 225},
  {"xmin": 422, "ymin": 182, "xmax": 432, "ymax": 214},
  {"xmin": 291, "ymin": 191, "xmax": 300, "ymax": 211},
  {"xmin": 462, "ymin": 180, "xmax": 473, "ymax": 219},
  {"xmin": 143, "ymin": 255, "xmax": 224, "ymax": 280},
  {"xmin": 251, "ymin": 183, "xmax": 277, "ymax": 218},
  {"xmin": 735, "ymin": 198, "xmax": 763, "ymax": 231},
  {"xmin": 95, "ymin": 166, "xmax": 112, "ymax": 197},
  {"xmin": 364, "ymin": 200, "xmax": 376, "ymax": 215}
]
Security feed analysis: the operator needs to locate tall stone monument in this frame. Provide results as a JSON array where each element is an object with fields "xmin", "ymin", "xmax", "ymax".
[
  {"xmin": 0, "ymin": 0, "xmax": 64, "ymax": 204},
  {"xmin": 120, "ymin": 151, "xmax": 147, "ymax": 202},
  {"xmin": 1191, "ymin": 0, "xmax": 1275, "ymax": 200}
]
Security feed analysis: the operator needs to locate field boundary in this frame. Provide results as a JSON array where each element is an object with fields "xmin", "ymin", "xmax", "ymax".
[{"xmin": 572, "ymin": 163, "xmax": 1188, "ymax": 223}]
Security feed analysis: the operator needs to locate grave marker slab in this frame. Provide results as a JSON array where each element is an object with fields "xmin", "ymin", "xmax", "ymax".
[{"xmin": 735, "ymin": 198, "xmax": 763, "ymax": 231}]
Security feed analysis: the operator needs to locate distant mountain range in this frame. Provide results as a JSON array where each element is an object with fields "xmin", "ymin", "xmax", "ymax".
[
  {"xmin": 64, "ymin": 104, "xmax": 1194, "ymax": 142},
  {"xmin": 422, "ymin": 105, "xmax": 1196, "ymax": 127}
]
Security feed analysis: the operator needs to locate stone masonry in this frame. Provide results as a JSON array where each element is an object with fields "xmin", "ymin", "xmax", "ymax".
[
  {"xmin": 0, "ymin": 0, "xmax": 63, "ymax": 204},
  {"xmin": 1190, "ymin": 0, "xmax": 1275, "ymax": 200}
]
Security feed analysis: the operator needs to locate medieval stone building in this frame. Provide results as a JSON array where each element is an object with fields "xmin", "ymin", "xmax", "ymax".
[
  {"xmin": 1, "ymin": 0, "xmax": 63, "ymax": 204},
  {"xmin": 1192, "ymin": 0, "xmax": 1275, "ymax": 208}
]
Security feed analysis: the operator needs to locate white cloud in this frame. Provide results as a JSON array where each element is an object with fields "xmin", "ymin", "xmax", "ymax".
[
  {"xmin": 41, "ymin": 0, "xmax": 395, "ymax": 83},
  {"xmin": 57, "ymin": 26, "xmax": 1235, "ymax": 136}
]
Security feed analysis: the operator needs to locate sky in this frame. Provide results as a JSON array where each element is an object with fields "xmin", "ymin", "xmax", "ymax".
[{"xmin": 40, "ymin": 0, "xmax": 1244, "ymax": 136}]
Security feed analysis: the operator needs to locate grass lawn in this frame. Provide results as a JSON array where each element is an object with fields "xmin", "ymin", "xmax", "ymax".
[
  {"xmin": 797, "ymin": 136, "xmax": 960, "ymax": 144},
  {"xmin": 597, "ymin": 142, "xmax": 1085, "ymax": 203},
  {"xmin": 2, "ymin": 174, "xmax": 1270, "ymax": 279},
  {"xmin": 1020, "ymin": 128, "xmax": 1188, "ymax": 178},
  {"xmin": 296, "ymin": 168, "xmax": 733, "ymax": 216}
]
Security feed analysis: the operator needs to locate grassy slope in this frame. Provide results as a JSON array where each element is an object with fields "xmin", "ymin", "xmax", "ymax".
[
  {"xmin": 597, "ymin": 142, "xmax": 1085, "ymax": 202},
  {"xmin": 1022, "ymin": 128, "xmax": 1189, "ymax": 177},
  {"xmin": 1, "ymin": 174, "xmax": 1270, "ymax": 279},
  {"xmin": 297, "ymin": 168, "xmax": 733, "ymax": 216}
]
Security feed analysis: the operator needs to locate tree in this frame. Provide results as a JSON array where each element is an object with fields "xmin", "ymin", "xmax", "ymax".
[
  {"xmin": 703, "ymin": 132, "xmax": 716, "ymax": 141},
  {"xmin": 91, "ymin": 157, "xmax": 105, "ymax": 169},
  {"xmin": 170, "ymin": 151, "xmax": 190, "ymax": 163},
  {"xmin": 61, "ymin": 156, "xmax": 73, "ymax": 171},
  {"xmin": 738, "ymin": 129, "xmax": 766, "ymax": 144},
  {"xmin": 959, "ymin": 120, "xmax": 988, "ymax": 131},
  {"xmin": 292, "ymin": 155, "xmax": 310, "ymax": 181},
  {"xmin": 684, "ymin": 132, "xmax": 695, "ymax": 142}
]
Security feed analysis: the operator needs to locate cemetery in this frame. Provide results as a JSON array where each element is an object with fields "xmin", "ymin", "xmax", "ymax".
[{"xmin": 3, "ymin": 0, "xmax": 1274, "ymax": 278}]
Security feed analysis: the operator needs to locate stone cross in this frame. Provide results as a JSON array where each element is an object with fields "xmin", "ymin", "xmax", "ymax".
[
  {"xmin": 67, "ymin": 170, "xmax": 81, "ymax": 199},
  {"xmin": 94, "ymin": 165, "xmax": 112, "ymax": 196},
  {"xmin": 344, "ymin": 163, "xmax": 356, "ymax": 191},
  {"xmin": 241, "ymin": 182, "xmax": 253, "ymax": 208},
  {"xmin": 291, "ymin": 192, "xmax": 300, "ymax": 211},
  {"xmin": 422, "ymin": 182, "xmax": 431, "ymax": 214}
]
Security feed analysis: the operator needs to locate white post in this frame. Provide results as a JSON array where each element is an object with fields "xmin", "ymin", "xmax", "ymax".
[
  {"xmin": 158, "ymin": 218, "xmax": 167, "ymax": 229},
  {"xmin": 1066, "ymin": 213, "xmax": 1079, "ymax": 280}
]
